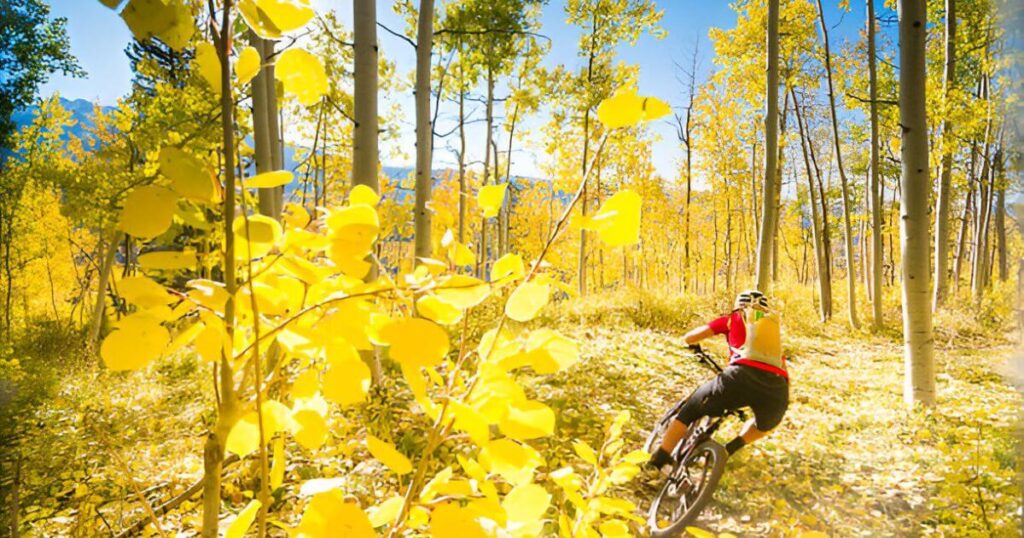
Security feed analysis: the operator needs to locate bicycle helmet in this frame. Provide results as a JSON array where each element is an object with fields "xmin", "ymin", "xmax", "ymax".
[{"xmin": 735, "ymin": 289, "xmax": 769, "ymax": 310}]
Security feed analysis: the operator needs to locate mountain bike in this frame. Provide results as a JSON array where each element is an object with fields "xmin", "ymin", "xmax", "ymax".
[{"xmin": 643, "ymin": 345, "xmax": 746, "ymax": 537}]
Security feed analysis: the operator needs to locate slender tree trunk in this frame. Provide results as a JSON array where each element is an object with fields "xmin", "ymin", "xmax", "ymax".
[
  {"xmin": 933, "ymin": 0, "xmax": 957, "ymax": 308},
  {"xmin": 771, "ymin": 91, "xmax": 789, "ymax": 284},
  {"xmin": 265, "ymin": 40, "xmax": 283, "ymax": 219},
  {"xmin": 794, "ymin": 88, "xmax": 829, "ymax": 322},
  {"xmin": 817, "ymin": 0, "xmax": 859, "ymax": 329},
  {"xmin": 953, "ymin": 183, "xmax": 973, "ymax": 290},
  {"xmin": 414, "ymin": 0, "xmax": 435, "ymax": 260},
  {"xmin": 353, "ymin": 0, "xmax": 383, "ymax": 384},
  {"xmin": 868, "ymin": 0, "xmax": 884, "ymax": 328},
  {"xmin": 457, "ymin": 40, "xmax": 467, "ymax": 244},
  {"xmin": 479, "ymin": 67, "xmax": 494, "ymax": 277},
  {"xmin": 203, "ymin": 3, "xmax": 241, "ymax": 535},
  {"xmin": 755, "ymin": 0, "xmax": 781, "ymax": 292},
  {"xmin": 250, "ymin": 34, "xmax": 277, "ymax": 218},
  {"xmin": 898, "ymin": 0, "xmax": 935, "ymax": 406},
  {"xmin": 972, "ymin": 84, "xmax": 993, "ymax": 299},
  {"xmin": 87, "ymin": 233, "xmax": 118, "ymax": 348},
  {"xmin": 995, "ymin": 161, "xmax": 1007, "ymax": 282},
  {"xmin": 503, "ymin": 103, "xmax": 520, "ymax": 256}
]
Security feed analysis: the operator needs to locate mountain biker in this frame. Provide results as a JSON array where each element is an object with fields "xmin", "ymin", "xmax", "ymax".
[{"xmin": 647, "ymin": 289, "xmax": 789, "ymax": 474}]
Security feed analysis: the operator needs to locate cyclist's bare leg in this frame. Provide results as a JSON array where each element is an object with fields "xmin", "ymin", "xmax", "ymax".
[
  {"xmin": 725, "ymin": 418, "xmax": 770, "ymax": 455},
  {"xmin": 738, "ymin": 418, "xmax": 769, "ymax": 444},
  {"xmin": 660, "ymin": 419, "xmax": 689, "ymax": 452}
]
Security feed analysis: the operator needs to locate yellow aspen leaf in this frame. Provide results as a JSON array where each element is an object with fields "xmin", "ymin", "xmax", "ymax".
[
  {"xmin": 596, "ymin": 87, "xmax": 671, "ymax": 128},
  {"xmin": 500, "ymin": 400, "xmax": 556, "ymax": 441},
  {"xmin": 349, "ymin": 184, "xmax": 380, "ymax": 207},
  {"xmin": 368, "ymin": 496, "xmax": 405, "ymax": 528},
  {"xmin": 420, "ymin": 466, "xmax": 453, "ymax": 503},
  {"xmin": 434, "ymin": 275, "xmax": 490, "ymax": 309},
  {"xmin": 366, "ymin": 435, "xmax": 412, "ymax": 475},
  {"xmin": 478, "ymin": 183, "xmax": 508, "ymax": 218},
  {"xmin": 583, "ymin": 189, "xmax": 642, "ymax": 247},
  {"xmin": 296, "ymin": 490, "xmax": 375, "ymax": 538},
  {"xmin": 245, "ymin": 170, "xmax": 293, "ymax": 188},
  {"xmin": 505, "ymin": 281, "xmax": 549, "ymax": 322},
  {"xmin": 234, "ymin": 214, "xmax": 282, "ymax": 259},
  {"xmin": 119, "ymin": 185, "xmax": 177, "ymax": 239},
  {"xmin": 573, "ymin": 441, "xmax": 598, "ymax": 466},
  {"xmin": 235, "ymin": 45, "xmax": 261, "ymax": 85},
  {"xmin": 120, "ymin": 0, "xmax": 193, "ymax": 51},
  {"xmin": 447, "ymin": 400, "xmax": 490, "ymax": 446},
  {"xmin": 290, "ymin": 369, "xmax": 319, "ymax": 401},
  {"xmin": 275, "ymin": 48, "xmax": 327, "ymax": 106},
  {"xmin": 195, "ymin": 321, "xmax": 224, "ymax": 363},
  {"xmin": 522, "ymin": 329, "xmax": 579, "ymax": 374},
  {"xmin": 187, "ymin": 279, "xmax": 230, "ymax": 313},
  {"xmin": 719, "ymin": 534, "xmax": 740, "ymax": 538},
  {"xmin": 416, "ymin": 294, "xmax": 463, "ymax": 325},
  {"xmin": 239, "ymin": 0, "xmax": 315, "ymax": 39},
  {"xmin": 491, "ymin": 253, "xmax": 525, "ymax": 283},
  {"xmin": 194, "ymin": 42, "xmax": 222, "ymax": 96},
  {"xmin": 502, "ymin": 482, "xmax": 551, "ymax": 524},
  {"xmin": 466, "ymin": 497, "xmax": 507, "ymax": 527},
  {"xmin": 407, "ymin": 506, "xmax": 429, "ymax": 529},
  {"xmin": 598, "ymin": 519, "xmax": 631, "ymax": 538},
  {"xmin": 225, "ymin": 414, "xmax": 261, "ymax": 458},
  {"xmin": 225, "ymin": 499, "xmax": 262, "ymax": 538},
  {"xmin": 100, "ymin": 319, "xmax": 168, "ymax": 371},
  {"xmin": 480, "ymin": 439, "xmax": 542, "ymax": 486},
  {"xmin": 378, "ymin": 318, "xmax": 449, "ymax": 368},
  {"xmin": 137, "ymin": 250, "xmax": 197, "ymax": 270},
  {"xmin": 165, "ymin": 320, "xmax": 204, "ymax": 357},
  {"xmin": 291, "ymin": 409, "xmax": 328, "ymax": 451},
  {"xmin": 430, "ymin": 502, "xmax": 488, "ymax": 538},
  {"xmin": 160, "ymin": 147, "xmax": 215, "ymax": 203},
  {"xmin": 261, "ymin": 400, "xmax": 294, "ymax": 433},
  {"xmin": 450, "ymin": 241, "xmax": 476, "ymax": 267},
  {"xmin": 322, "ymin": 358, "xmax": 370, "ymax": 407},
  {"xmin": 685, "ymin": 528, "xmax": 716, "ymax": 538},
  {"xmin": 437, "ymin": 479, "xmax": 474, "ymax": 498},
  {"xmin": 271, "ymin": 436, "xmax": 285, "ymax": 489},
  {"xmin": 477, "ymin": 328, "xmax": 520, "ymax": 364},
  {"xmin": 117, "ymin": 275, "xmax": 171, "ymax": 308},
  {"xmin": 593, "ymin": 497, "xmax": 635, "ymax": 516}
]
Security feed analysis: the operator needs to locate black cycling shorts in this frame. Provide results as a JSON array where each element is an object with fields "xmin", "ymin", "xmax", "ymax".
[{"xmin": 675, "ymin": 364, "xmax": 789, "ymax": 431}]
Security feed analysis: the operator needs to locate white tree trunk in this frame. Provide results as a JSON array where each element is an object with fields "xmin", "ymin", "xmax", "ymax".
[
  {"xmin": 898, "ymin": 0, "xmax": 936, "ymax": 406},
  {"xmin": 932, "ymin": 0, "xmax": 956, "ymax": 309},
  {"xmin": 754, "ymin": 0, "xmax": 780, "ymax": 292},
  {"xmin": 413, "ymin": 0, "xmax": 434, "ymax": 260},
  {"xmin": 868, "ymin": 0, "xmax": 884, "ymax": 328},
  {"xmin": 816, "ymin": 0, "xmax": 859, "ymax": 329}
]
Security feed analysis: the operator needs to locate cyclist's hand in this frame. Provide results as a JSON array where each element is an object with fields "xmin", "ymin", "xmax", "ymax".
[{"xmin": 687, "ymin": 343, "xmax": 702, "ymax": 353}]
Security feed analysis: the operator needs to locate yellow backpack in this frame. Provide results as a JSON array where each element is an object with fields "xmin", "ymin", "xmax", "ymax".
[{"xmin": 730, "ymin": 307, "xmax": 783, "ymax": 368}]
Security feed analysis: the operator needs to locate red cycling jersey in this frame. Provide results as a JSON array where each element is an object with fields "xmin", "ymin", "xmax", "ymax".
[{"xmin": 707, "ymin": 311, "xmax": 788, "ymax": 380}]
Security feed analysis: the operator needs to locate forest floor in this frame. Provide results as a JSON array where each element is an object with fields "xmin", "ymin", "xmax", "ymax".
[{"xmin": 5, "ymin": 297, "xmax": 1023, "ymax": 537}]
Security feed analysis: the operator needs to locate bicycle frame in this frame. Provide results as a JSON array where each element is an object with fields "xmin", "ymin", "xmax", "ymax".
[{"xmin": 669, "ymin": 347, "xmax": 746, "ymax": 462}]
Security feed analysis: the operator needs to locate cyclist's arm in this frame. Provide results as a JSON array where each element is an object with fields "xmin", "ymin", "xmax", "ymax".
[{"xmin": 683, "ymin": 325, "xmax": 715, "ymax": 345}]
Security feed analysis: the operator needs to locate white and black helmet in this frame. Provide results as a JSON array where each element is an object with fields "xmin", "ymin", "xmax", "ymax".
[{"xmin": 735, "ymin": 289, "xmax": 769, "ymax": 310}]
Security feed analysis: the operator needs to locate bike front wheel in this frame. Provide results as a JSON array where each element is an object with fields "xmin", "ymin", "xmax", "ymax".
[{"xmin": 647, "ymin": 440, "xmax": 728, "ymax": 537}]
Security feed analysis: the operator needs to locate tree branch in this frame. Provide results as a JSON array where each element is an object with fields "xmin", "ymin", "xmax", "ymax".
[{"xmin": 377, "ymin": 22, "xmax": 416, "ymax": 49}]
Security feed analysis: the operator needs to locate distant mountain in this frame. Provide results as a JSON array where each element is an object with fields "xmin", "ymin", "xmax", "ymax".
[
  {"xmin": 11, "ymin": 97, "xmax": 116, "ymax": 144},
  {"xmin": 11, "ymin": 99, "xmax": 553, "ymax": 193}
]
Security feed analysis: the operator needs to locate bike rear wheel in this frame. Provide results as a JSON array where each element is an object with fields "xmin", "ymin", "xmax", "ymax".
[{"xmin": 647, "ymin": 440, "xmax": 728, "ymax": 537}]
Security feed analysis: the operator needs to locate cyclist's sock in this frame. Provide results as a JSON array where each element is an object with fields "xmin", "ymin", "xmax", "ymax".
[
  {"xmin": 725, "ymin": 436, "xmax": 746, "ymax": 455},
  {"xmin": 647, "ymin": 447, "xmax": 673, "ymax": 469}
]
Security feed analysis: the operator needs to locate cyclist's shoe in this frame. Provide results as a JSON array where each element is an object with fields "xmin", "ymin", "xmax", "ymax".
[{"xmin": 645, "ymin": 448, "xmax": 674, "ymax": 478}]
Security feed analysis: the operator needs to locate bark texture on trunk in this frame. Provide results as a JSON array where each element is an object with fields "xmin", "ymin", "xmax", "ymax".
[
  {"xmin": 414, "ymin": 0, "xmax": 435, "ymax": 260},
  {"xmin": 898, "ymin": 0, "xmax": 936, "ymax": 406},
  {"xmin": 868, "ymin": 0, "xmax": 884, "ymax": 328},
  {"xmin": 755, "ymin": 0, "xmax": 781, "ymax": 292},
  {"xmin": 816, "ymin": 0, "xmax": 859, "ymax": 329},
  {"xmin": 933, "ymin": 0, "xmax": 956, "ymax": 309}
]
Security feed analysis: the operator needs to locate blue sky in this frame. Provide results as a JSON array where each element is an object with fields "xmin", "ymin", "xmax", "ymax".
[{"xmin": 40, "ymin": 0, "xmax": 866, "ymax": 180}]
